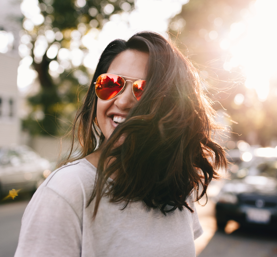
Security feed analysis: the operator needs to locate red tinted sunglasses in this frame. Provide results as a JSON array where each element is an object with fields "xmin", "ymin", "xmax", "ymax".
[{"xmin": 94, "ymin": 73, "xmax": 146, "ymax": 101}]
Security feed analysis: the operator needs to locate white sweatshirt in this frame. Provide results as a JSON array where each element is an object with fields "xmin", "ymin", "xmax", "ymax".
[{"xmin": 15, "ymin": 158, "xmax": 202, "ymax": 257}]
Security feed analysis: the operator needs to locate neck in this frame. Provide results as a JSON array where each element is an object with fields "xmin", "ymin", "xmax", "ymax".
[
  {"xmin": 86, "ymin": 147, "xmax": 117, "ymax": 180},
  {"xmin": 86, "ymin": 148, "xmax": 102, "ymax": 168}
]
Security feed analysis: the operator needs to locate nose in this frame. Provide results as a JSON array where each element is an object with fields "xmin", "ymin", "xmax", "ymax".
[{"xmin": 114, "ymin": 81, "xmax": 137, "ymax": 111}]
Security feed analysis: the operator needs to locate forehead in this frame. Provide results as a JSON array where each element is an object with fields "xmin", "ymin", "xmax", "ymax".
[{"xmin": 107, "ymin": 49, "xmax": 149, "ymax": 80}]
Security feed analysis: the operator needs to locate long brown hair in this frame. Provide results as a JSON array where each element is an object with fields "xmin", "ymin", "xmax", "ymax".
[{"xmin": 66, "ymin": 31, "xmax": 227, "ymax": 218}]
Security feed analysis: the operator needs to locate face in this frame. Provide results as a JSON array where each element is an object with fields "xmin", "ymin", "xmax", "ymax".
[{"xmin": 96, "ymin": 49, "xmax": 149, "ymax": 140}]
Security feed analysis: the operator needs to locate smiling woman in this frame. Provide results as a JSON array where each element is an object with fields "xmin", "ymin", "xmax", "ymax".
[{"xmin": 15, "ymin": 31, "xmax": 227, "ymax": 257}]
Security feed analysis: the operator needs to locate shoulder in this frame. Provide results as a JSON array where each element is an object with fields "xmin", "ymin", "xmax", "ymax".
[
  {"xmin": 45, "ymin": 158, "xmax": 96, "ymax": 192},
  {"xmin": 186, "ymin": 192, "xmax": 203, "ymax": 240},
  {"xmin": 37, "ymin": 158, "xmax": 97, "ymax": 217}
]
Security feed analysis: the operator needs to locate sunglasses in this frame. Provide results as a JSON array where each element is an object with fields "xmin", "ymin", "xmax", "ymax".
[{"xmin": 94, "ymin": 73, "xmax": 146, "ymax": 101}]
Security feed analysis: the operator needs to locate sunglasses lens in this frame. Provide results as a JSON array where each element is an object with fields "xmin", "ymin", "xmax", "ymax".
[
  {"xmin": 95, "ymin": 74, "xmax": 125, "ymax": 100},
  {"xmin": 133, "ymin": 80, "xmax": 146, "ymax": 100}
]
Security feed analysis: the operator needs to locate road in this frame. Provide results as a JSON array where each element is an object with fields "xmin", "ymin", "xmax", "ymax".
[
  {"xmin": 0, "ymin": 191, "xmax": 277, "ymax": 257},
  {"xmin": 195, "ymin": 196, "xmax": 277, "ymax": 257},
  {"xmin": 0, "ymin": 200, "xmax": 27, "ymax": 257}
]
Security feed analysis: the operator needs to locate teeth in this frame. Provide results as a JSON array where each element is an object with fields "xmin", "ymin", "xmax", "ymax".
[{"xmin": 113, "ymin": 115, "xmax": 126, "ymax": 124}]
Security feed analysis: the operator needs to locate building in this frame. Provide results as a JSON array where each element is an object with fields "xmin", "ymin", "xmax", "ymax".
[
  {"xmin": 0, "ymin": 53, "xmax": 20, "ymax": 146},
  {"xmin": 0, "ymin": 0, "xmax": 21, "ymax": 147}
]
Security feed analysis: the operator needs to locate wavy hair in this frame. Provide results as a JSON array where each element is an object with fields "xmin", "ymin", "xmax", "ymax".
[{"xmin": 66, "ymin": 31, "xmax": 227, "ymax": 218}]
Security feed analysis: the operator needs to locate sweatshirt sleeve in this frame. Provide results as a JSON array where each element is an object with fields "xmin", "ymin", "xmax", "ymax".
[
  {"xmin": 187, "ymin": 194, "xmax": 203, "ymax": 240},
  {"xmin": 14, "ymin": 186, "xmax": 82, "ymax": 257},
  {"xmin": 192, "ymin": 202, "xmax": 203, "ymax": 240}
]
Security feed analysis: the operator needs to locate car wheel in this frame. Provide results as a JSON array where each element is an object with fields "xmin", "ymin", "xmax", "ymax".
[{"xmin": 216, "ymin": 219, "xmax": 228, "ymax": 230}]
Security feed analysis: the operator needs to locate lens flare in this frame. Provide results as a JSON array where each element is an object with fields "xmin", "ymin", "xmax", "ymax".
[{"xmin": 223, "ymin": 0, "xmax": 277, "ymax": 101}]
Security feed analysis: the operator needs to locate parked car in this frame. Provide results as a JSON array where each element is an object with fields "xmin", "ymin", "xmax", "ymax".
[
  {"xmin": 0, "ymin": 145, "xmax": 51, "ymax": 198},
  {"xmin": 216, "ymin": 153, "xmax": 277, "ymax": 230}
]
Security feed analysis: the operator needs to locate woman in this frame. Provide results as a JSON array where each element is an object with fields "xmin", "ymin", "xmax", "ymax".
[{"xmin": 15, "ymin": 32, "xmax": 226, "ymax": 257}]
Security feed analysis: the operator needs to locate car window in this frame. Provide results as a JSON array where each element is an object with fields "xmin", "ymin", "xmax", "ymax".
[
  {"xmin": 8, "ymin": 150, "xmax": 23, "ymax": 166},
  {"xmin": 20, "ymin": 150, "xmax": 39, "ymax": 163}
]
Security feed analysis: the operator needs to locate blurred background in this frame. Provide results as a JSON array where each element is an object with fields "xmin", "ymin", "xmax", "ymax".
[{"xmin": 1, "ymin": 0, "xmax": 277, "ymax": 256}]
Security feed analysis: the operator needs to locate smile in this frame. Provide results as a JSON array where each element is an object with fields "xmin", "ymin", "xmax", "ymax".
[{"xmin": 112, "ymin": 115, "xmax": 126, "ymax": 124}]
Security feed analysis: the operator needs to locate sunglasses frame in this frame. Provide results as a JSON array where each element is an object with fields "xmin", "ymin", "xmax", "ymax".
[{"xmin": 94, "ymin": 73, "xmax": 146, "ymax": 101}]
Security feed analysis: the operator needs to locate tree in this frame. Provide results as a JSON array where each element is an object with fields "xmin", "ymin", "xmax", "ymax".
[
  {"xmin": 169, "ymin": 0, "xmax": 277, "ymax": 146},
  {"xmin": 21, "ymin": 0, "xmax": 134, "ymax": 136}
]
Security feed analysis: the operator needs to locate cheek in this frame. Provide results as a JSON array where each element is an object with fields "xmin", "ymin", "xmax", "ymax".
[
  {"xmin": 96, "ymin": 99, "xmax": 112, "ymax": 131},
  {"xmin": 96, "ymin": 100, "xmax": 105, "ymax": 126}
]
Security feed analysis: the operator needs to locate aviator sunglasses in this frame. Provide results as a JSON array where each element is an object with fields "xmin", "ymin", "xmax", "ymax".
[{"xmin": 94, "ymin": 73, "xmax": 146, "ymax": 101}]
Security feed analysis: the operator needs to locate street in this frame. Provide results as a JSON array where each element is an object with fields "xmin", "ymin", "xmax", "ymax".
[
  {"xmin": 0, "ymin": 200, "xmax": 27, "ymax": 257},
  {"xmin": 195, "ymin": 201, "xmax": 277, "ymax": 257},
  {"xmin": 0, "ymin": 194, "xmax": 277, "ymax": 257}
]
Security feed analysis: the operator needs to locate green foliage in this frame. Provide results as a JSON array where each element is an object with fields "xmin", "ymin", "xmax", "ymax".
[{"xmin": 22, "ymin": 0, "xmax": 134, "ymax": 136}]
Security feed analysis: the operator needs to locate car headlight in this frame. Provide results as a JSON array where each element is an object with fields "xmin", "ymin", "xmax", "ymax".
[{"xmin": 217, "ymin": 193, "xmax": 238, "ymax": 204}]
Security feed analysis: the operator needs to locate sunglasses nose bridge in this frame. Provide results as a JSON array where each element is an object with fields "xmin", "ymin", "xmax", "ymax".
[
  {"xmin": 124, "ymin": 79, "xmax": 138, "ymax": 98},
  {"xmin": 124, "ymin": 79, "xmax": 134, "ymax": 85}
]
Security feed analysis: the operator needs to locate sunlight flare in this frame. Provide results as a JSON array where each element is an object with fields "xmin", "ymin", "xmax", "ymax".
[{"xmin": 224, "ymin": 0, "xmax": 277, "ymax": 101}]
